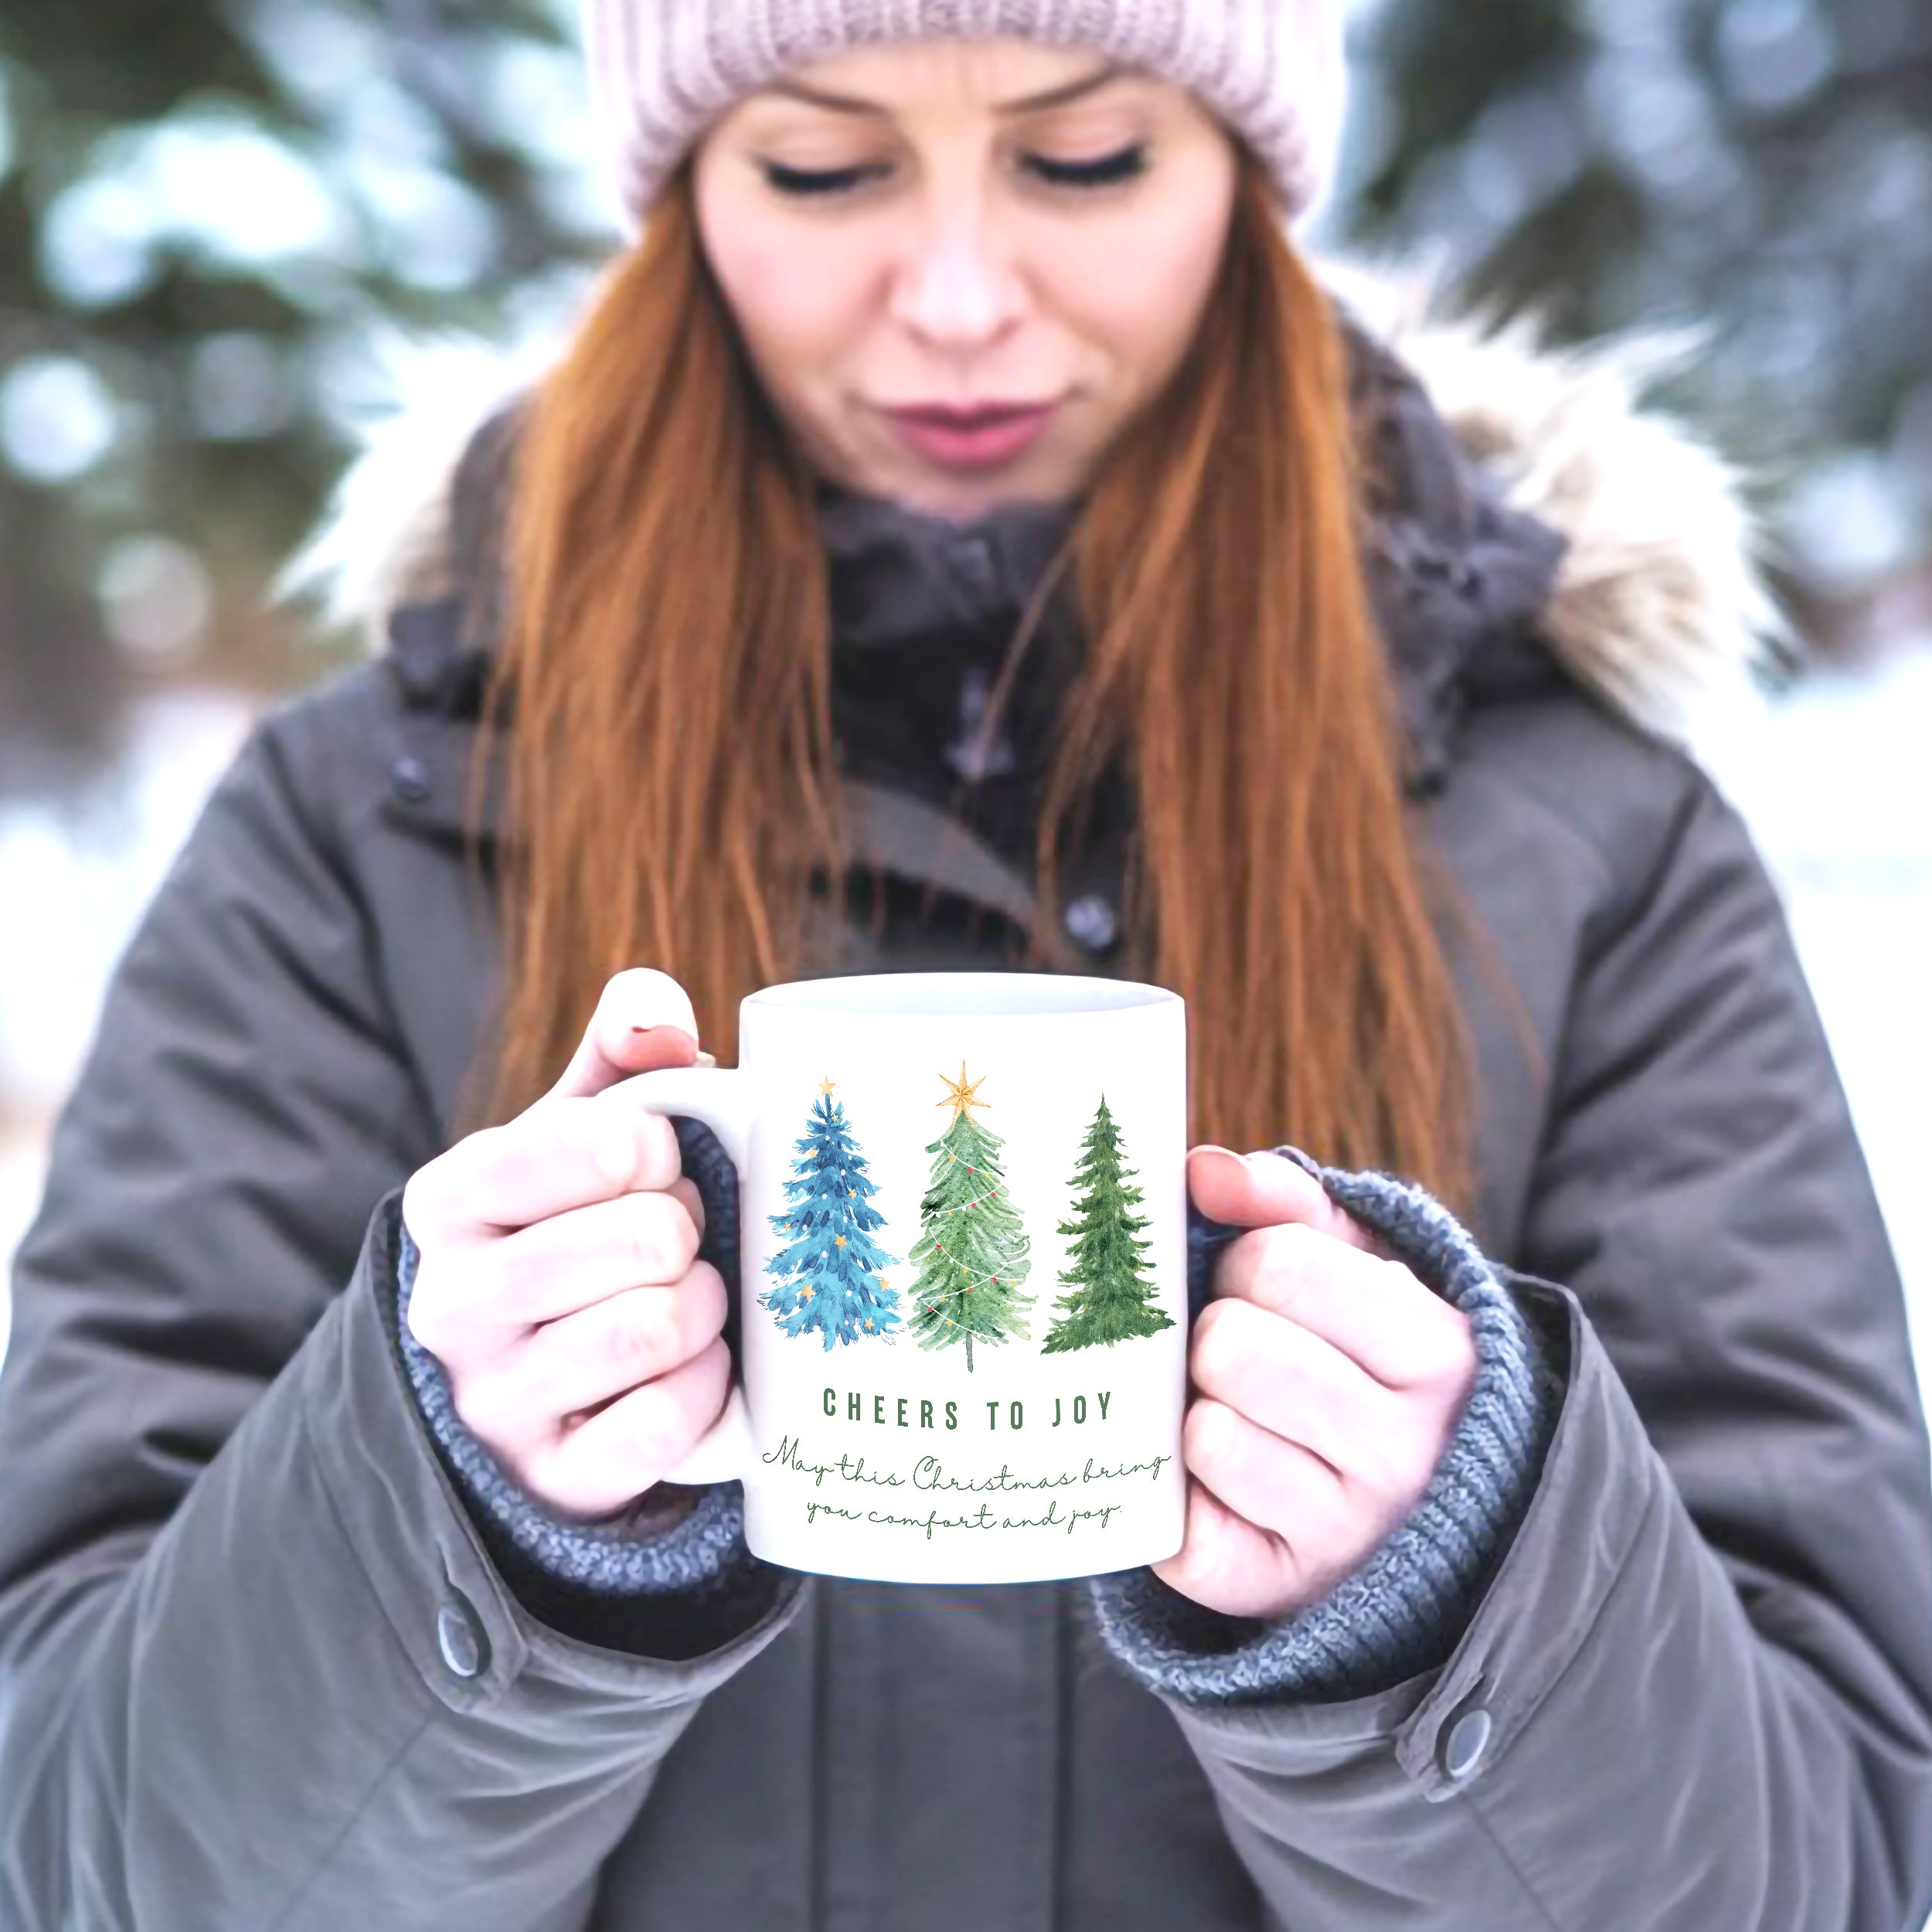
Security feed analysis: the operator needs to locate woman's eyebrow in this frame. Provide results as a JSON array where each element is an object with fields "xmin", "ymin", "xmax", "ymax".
[{"xmin": 759, "ymin": 60, "xmax": 1131, "ymax": 118}]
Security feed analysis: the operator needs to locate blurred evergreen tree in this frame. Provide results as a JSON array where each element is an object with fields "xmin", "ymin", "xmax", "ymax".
[
  {"xmin": 1339, "ymin": 0, "xmax": 1932, "ymax": 641},
  {"xmin": 0, "ymin": 0, "xmax": 608, "ymax": 794}
]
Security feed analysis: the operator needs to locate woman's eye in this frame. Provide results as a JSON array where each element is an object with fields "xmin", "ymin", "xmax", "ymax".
[
  {"xmin": 759, "ymin": 144, "xmax": 1150, "ymax": 201},
  {"xmin": 1026, "ymin": 144, "xmax": 1150, "ymax": 190},
  {"xmin": 760, "ymin": 161, "xmax": 885, "ymax": 199}
]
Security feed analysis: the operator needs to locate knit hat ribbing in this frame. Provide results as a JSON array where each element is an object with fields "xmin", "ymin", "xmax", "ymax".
[{"xmin": 581, "ymin": 1, "xmax": 1348, "ymax": 240}]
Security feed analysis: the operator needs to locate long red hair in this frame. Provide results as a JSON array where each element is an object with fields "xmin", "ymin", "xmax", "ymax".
[{"xmin": 464, "ymin": 146, "xmax": 1494, "ymax": 1214}]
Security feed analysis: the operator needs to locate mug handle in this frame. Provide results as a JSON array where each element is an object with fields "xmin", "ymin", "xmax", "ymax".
[{"xmin": 607, "ymin": 1063, "xmax": 758, "ymax": 1487}]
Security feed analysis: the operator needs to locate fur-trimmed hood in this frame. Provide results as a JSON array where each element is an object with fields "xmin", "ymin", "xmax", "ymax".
[{"xmin": 275, "ymin": 245, "xmax": 1795, "ymax": 783}]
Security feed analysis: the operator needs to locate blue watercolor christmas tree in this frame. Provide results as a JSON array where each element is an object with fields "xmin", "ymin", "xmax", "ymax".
[{"xmin": 760, "ymin": 1077, "xmax": 903, "ymax": 1350}]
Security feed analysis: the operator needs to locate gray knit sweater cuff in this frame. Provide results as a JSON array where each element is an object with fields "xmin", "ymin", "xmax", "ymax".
[
  {"xmin": 393, "ymin": 1218, "xmax": 759, "ymax": 1597},
  {"xmin": 1086, "ymin": 1144, "xmax": 1562, "ymax": 1709}
]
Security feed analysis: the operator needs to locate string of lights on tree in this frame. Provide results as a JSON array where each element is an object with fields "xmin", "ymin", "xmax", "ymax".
[
  {"xmin": 905, "ymin": 1061, "xmax": 1036, "ymax": 1372},
  {"xmin": 759, "ymin": 1074, "xmax": 902, "ymax": 1348}
]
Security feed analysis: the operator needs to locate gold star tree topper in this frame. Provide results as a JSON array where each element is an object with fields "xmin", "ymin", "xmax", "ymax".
[
  {"xmin": 937, "ymin": 1060, "xmax": 991, "ymax": 1124},
  {"xmin": 817, "ymin": 1074, "xmax": 837, "ymax": 1097}
]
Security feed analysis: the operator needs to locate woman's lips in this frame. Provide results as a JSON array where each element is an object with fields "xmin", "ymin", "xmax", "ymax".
[{"xmin": 883, "ymin": 401, "xmax": 1060, "ymax": 470}]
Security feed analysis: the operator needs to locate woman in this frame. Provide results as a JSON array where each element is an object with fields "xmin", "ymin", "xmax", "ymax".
[{"xmin": 2, "ymin": 9, "xmax": 1929, "ymax": 1929}]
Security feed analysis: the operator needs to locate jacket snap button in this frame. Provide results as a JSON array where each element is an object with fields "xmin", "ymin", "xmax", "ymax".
[
  {"xmin": 390, "ymin": 755, "xmax": 432, "ymax": 804},
  {"xmin": 1441, "ymin": 1706, "xmax": 1492, "ymax": 1780},
  {"xmin": 436, "ymin": 1591, "xmax": 488, "ymax": 1679},
  {"xmin": 1063, "ymin": 893, "xmax": 1119, "ymax": 952}
]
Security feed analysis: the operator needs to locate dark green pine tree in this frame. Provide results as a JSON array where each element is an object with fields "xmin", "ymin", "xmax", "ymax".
[
  {"xmin": 1041, "ymin": 1096, "xmax": 1175, "ymax": 1355},
  {"xmin": 903, "ymin": 1063, "xmax": 1034, "ymax": 1373},
  {"xmin": 760, "ymin": 1082, "xmax": 903, "ymax": 1350}
]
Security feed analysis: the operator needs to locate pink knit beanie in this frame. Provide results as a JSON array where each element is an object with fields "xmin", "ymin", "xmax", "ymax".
[{"xmin": 581, "ymin": 0, "xmax": 1349, "ymax": 240}]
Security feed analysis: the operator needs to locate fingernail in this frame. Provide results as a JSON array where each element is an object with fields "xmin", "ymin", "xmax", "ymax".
[
  {"xmin": 629, "ymin": 1023, "xmax": 700, "ymax": 1053},
  {"xmin": 1190, "ymin": 1146, "xmax": 1250, "ymax": 1183}
]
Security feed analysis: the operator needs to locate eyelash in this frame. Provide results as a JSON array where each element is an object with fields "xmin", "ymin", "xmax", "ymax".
[{"xmin": 760, "ymin": 144, "xmax": 1151, "ymax": 200}]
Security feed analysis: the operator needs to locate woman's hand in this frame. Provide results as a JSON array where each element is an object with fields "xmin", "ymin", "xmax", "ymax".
[
  {"xmin": 1154, "ymin": 1146, "xmax": 1478, "ymax": 1621},
  {"xmin": 401, "ymin": 968, "xmax": 730, "ymax": 1521}
]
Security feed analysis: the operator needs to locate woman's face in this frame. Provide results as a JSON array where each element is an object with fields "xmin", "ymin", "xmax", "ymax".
[{"xmin": 692, "ymin": 38, "xmax": 1240, "ymax": 523}]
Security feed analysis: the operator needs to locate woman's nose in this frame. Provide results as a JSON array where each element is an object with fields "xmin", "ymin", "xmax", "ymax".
[{"xmin": 886, "ymin": 200, "xmax": 1030, "ymax": 352}]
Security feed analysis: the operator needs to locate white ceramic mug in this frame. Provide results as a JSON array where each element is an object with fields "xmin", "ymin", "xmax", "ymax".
[{"xmin": 614, "ymin": 971, "xmax": 1189, "ymax": 1585}]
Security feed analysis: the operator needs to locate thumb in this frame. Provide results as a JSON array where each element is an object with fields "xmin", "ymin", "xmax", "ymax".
[
  {"xmin": 1186, "ymin": 1145, "xmax": 1386, "ymax": 1257},
  {"xmin": 545, "ymin": 967, "xmax": 706, "ymax": 1103}
]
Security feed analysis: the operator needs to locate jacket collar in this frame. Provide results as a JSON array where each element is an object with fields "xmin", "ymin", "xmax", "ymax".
[
  {"xmin": 281, "ymin": 247, "xmax": 1793, "ymax": 906},
  {"xmin": 815, "ymin": 474, "xmax": 1079, "ymax": 656},
  {"xmin": 368, "ymin": 303, "xmax": 1580, "ymax": 801}
]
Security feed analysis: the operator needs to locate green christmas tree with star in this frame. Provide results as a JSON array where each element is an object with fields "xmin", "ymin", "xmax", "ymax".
[
  {"xmin": 903, "ymin": 1061, "xmax": 1035, "ymax": 1374},
  {"xmin": 1040, "ymin": 1094, "xmax": 1175, "ymax": 1355},
  {"xmin": 760, "ymin": 1076, "xmax": 903, "ymax": 1350}
]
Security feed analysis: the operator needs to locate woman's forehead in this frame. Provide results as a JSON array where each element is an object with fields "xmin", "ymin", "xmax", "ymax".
[{"xmin": 743, "ymin": 39, "xmax": 1155, "ymax": 120}]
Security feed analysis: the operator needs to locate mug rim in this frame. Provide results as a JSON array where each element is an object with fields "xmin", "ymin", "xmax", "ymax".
[{"xmin": 744, "ymin": 971, "xmax": 1179, "ymax": 1019}]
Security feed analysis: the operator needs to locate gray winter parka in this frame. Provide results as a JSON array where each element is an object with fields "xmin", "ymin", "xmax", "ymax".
[{"xmin": 3, "ymin": 253, "xmax": 1930, "ymax": 1930}]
